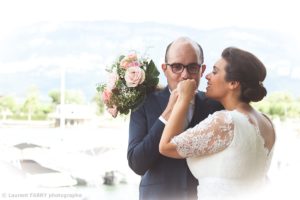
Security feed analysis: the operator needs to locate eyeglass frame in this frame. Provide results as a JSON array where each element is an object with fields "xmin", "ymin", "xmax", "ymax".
[{"xmin": 166, "ymin": 63, "xmax": 204, "ymax": 74}]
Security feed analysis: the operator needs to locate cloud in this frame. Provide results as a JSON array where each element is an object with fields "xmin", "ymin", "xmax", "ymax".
[
  {"xmin": 291, "ymin": 68, "xmax": 300, "ymax": 79},
  {"xmin": 29, "ymin": 38, "xmax": 53, "ymax": 47}
]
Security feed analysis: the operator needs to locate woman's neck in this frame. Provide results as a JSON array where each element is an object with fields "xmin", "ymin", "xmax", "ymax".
[{"xmin": 221, "ymin": 96, "xmax": 251, "ymax": 111}]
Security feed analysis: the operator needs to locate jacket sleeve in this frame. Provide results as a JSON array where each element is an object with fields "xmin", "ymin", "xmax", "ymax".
[{"xmin": 127, "ymin": 102, "xmax": 165, "ymax": 175}]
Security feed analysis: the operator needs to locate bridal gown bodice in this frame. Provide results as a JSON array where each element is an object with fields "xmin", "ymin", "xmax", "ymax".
[{"xmin": 171, "ymin": 110, "xmax": 274, "ymax": 200}]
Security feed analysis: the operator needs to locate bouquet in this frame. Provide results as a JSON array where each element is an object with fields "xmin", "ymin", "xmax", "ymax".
[{"xmin": 97, "ymin": 53, "xmax": 160, "ymax": 117}]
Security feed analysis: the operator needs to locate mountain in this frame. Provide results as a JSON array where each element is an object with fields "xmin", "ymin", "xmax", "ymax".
[{"xmin": 0, "ymin": 21, "xmax": 299, "ymax": 102}]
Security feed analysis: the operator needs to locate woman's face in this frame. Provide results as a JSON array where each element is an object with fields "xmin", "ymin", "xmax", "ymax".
[{"xmin": 205, "ymin": 58, "xmax": 230, "ymax": 100}]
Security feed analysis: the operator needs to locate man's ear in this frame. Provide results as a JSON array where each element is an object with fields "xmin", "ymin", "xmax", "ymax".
[
  {"xmin": 162, "ymin": 64, "xmax": 167, "ymax": 72},
  {"xmin": 200, "ymin": 64, "xmax": 206, "ymax": 77}
]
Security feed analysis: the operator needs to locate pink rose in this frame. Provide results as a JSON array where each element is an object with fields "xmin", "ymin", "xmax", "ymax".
[
  {"xmin": 102, "ymin": 88, "xmax": 112, "ymax": 103},
  {"xmin": 124, "ymin": 66, "xmax": 145, "ymax": 87},
  {"xmin": 120, "ymin": 59, "xmax": 130, "ymax": 69},
  {"xmin": 128, "ymin": 61, "xmax": 140, "ymax": 67},
  {"xmin": 107, "ymin": 105, "xmax": 118, "ymax": 118},
  {"xmin": 107, "ymin": 73, "xmax": 119, "ymax": 90},
  {"xmin": 127, "ymin": 53, "xmax": 137, "ymax": 60},
  {"xmin": 120, "ymin": 54, "xmax": 140, "ymax": 69}
]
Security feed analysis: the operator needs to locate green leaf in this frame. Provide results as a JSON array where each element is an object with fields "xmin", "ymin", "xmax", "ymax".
[
  {"xmin": 96, "ymin": 84, "xmax": 106, "ymax": 92},
  {"xmin": 146, "ymin": 60, "xmax": 160, "ymax": 77},
  {"xmin": 118, "ymin": 55, "xmax": 125, "ymax": 62}
]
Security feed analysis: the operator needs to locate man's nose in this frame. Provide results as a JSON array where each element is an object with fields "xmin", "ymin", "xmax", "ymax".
[{"xmin": 181, "ymin": 68, "xmax": 190, "ymax": 79}]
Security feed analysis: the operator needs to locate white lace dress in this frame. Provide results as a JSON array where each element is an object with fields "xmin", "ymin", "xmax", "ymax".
[{"xmin": 171, "ymin": 110, "xmax": 274, "ymax": 200}]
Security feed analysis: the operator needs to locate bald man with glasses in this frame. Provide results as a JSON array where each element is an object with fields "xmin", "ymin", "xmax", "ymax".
[{"xmin": 127, "ymin": 37, "xmax": 223, "ymax": 200}]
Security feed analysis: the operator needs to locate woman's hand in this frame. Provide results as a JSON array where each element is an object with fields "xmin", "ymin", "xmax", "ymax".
[{"xmin": 177, "ymin": 79, "xmax": 197, "ymax": 102}]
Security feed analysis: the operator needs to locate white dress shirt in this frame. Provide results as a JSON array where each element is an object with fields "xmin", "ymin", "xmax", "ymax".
[{"xmin": 159, "ymin": 97, "xmax": 195, "ymax": 129}]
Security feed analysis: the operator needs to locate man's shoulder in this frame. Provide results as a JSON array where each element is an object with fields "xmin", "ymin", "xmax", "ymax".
[
  {"xmin": 195, "ymin": 91, "xmax": 209, "ymax": 102},
  {"xmin": 132, "ymin": 87, "xmax": 168, "ymax": 113},
  {"xmin": 195, "ymin": 91, "xmax": 224, "ymax": 111},
  {"xmin": 195, "ymin": 91, "xmax": 206, "ymax": 100},
  {"xmin": 145, "ymin": 87, "xmax": 168, "ymax": 102}
]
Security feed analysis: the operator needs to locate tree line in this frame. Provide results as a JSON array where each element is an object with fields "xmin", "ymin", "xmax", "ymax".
[
  {"xmin": 252, "ymin": 92, "xmax": 300, "ymax": 120},
  {"xmin": 0, "ymin": 86, "xmax": 104, "ymax": 121},
  {"xmin": 0, "ymin": 87, "xmax": 299, "ymax": 121}
]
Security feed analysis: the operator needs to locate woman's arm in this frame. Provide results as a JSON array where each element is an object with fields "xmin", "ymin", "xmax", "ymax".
[
  {"xmin": 159, "ymin": 80, "xmax": 196, "ymax": 158},
  {"xmin": 159, "ymin": 80, "xmax": 234, "ymax": 159}
]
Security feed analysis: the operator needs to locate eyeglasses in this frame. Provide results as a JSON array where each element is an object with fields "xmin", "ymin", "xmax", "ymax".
[{"xmin": 166, "ymin": 63, "xmax": 203, "ymax": 74}]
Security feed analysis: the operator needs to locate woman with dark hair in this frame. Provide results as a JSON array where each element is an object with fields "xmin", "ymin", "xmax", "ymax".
[{"xmin": 159, "ymin": 47, "xmax": 275, "ymax": 199}]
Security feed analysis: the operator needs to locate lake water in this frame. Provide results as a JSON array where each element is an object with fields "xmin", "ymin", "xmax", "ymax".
[{"xmin": 1, "ymin": 120, "xmax": 299, "ymax": 199}]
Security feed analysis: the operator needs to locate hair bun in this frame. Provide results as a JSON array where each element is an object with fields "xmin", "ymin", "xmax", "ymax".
[{"xmin": 242, "ymin": 85, "xmax": 267, "ymax": 102}]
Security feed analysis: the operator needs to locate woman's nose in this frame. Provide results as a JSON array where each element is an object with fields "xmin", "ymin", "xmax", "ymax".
[{"xmin": 205, "ymin": 73, "xmax": 210, "ymax": 80}]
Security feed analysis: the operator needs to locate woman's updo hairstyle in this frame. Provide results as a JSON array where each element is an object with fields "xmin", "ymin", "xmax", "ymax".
[{"xmin": 222, "ymin": 47, "xmax": 267, "ymax": 103}]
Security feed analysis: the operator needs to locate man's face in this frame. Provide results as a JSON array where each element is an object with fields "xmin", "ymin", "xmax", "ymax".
[{"xmin": 162, "ymin": 41, "xmax": 205, "ymax": 91}]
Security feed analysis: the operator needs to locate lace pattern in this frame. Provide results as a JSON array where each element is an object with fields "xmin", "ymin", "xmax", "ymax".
[{"xmin": 171, "ymin": 111, "xmax": 234, "ymax": 158}]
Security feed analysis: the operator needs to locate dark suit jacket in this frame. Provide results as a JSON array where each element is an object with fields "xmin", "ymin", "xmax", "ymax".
[{"xmin": 127, "ymin": 87, "xmax": 223, "ymax": 200}]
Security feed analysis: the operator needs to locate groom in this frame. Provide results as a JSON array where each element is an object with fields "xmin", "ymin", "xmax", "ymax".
[{"xmin": 127, "ymin": 37, "xmax": 223, "ymax": 200}]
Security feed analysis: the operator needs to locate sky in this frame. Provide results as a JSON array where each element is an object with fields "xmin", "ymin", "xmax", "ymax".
[
  {"xmin": 0, "ymin": 0, "xmax": 299, "ymax": 41},
  {"xmin": 0, "ymin": 0, "xmax": 299, "ymax": 87}
]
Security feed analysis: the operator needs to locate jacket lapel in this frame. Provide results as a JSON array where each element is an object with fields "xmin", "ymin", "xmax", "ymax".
[
  {"xmin": 156, "ymin": 87, "xmax": 170, "ymax": 112},
  {"xmin": 189, "ymin": 92, "xmax": 209, "ymax": 127}
]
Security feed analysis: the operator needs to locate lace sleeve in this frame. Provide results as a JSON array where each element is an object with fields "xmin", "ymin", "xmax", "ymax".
[{"xmin": 171, "ymin": 110, "xmax": 234, "ymax": 158}]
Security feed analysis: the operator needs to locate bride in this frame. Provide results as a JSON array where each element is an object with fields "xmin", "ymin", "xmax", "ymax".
[{"xmin": 159, "ymin": 47, "xmax": 276, "ymax": 200}]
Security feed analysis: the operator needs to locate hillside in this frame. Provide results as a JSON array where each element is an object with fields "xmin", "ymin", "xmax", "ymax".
[{"xmin": 0, "ymin": 21, "xmax": 299, "ymax": 101}]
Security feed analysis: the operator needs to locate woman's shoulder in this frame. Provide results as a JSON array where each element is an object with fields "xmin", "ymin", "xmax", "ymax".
[
  {"xmin": 207, "ymin": 110, "xmax": 235, "ymax": 125},
  {"xmin": 210, "ymin": 110, "xmax": 233, "ymax": 117},
  {"xmin": 209, "ymin": 110, "xmax": 257, "ymax": 123},
  {"xmin": 257, "ymin": 112, "xmax": 276, "ymax": 151}
]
